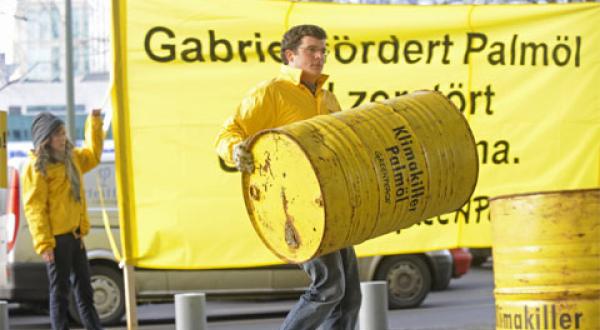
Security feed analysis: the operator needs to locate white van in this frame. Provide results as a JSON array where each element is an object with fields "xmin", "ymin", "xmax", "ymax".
[{"xmin": 0, "ymin": 142, "xmax": 453, "ymax": 325}]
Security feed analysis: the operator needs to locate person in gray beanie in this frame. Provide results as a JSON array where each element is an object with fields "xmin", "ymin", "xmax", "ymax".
[
  {"xmin": 23, "ymin": 110, "xmax": 105, "ymax": 330},
  {"xmin": 31, "ymin": 112, "xmax": 65, "ymax": 149}
]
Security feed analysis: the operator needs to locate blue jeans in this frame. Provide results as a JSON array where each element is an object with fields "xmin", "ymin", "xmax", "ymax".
[
  {"xmin": 46, "ymin": 233, "xmax": 103, "ymax": 330},
  {"xmin": 281, "ymin": 247, "xmax": 362, "ymax": 330}
]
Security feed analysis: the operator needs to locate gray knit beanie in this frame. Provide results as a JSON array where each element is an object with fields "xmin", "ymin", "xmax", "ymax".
[{"xmin": 31, "ymin": 112, "xmax": 64, "ymax": 149}]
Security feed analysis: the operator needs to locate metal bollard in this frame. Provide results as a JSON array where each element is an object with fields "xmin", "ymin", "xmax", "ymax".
[
  {"xmin": 175, "ymin": 293, "xmax": 207, "ymax": 330},
  {"xmin": 358, "ymin": 281, "xmax": 389, "ymax": 330},
  {"xmin": 0, "ymin": 301, "xmax": 8, "ymax": 330}
]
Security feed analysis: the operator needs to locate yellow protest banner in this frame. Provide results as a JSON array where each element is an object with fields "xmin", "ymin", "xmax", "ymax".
[{"xmin": 112, "ymin": 0, "xmax": 600, "ymax": 269}]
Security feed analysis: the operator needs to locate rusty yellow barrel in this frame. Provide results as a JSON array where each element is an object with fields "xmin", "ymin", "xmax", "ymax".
[
  {"xmin": 242, "ymin": 91, "xmax": 478, "ymax": 263},
  {"xmin": 490, "ymin": 189, "xmax": 600, "ymax": 330}
]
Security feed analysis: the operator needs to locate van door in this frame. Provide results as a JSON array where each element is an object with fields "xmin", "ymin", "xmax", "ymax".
[
  {"xmin": 83, "ymin": 160, "xmax": 168, "ymax": 297},
  {"xmin": 165, "ymin": 267, "xmax": 274, "ymax": 295},
  {"xmin": 270, "ymin": 264, "xmax": 309, "ymax": 290}
]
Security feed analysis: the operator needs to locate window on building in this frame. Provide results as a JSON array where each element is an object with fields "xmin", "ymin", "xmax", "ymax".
[
  {"xmin": 48, "ymin": 105, "xmax": 66, "ymax": 113},
  {"xmin": 51, "ymin": 47, "xmax": 61, "ymax": 81},
  {"xmin": 8, "ymin": 106, "xmax": 21, "ymax": 115},
  {"xmin": 26, "ymin": 105, "xmax": 49, "ymax": 113},
  {"xmin": 26, "ymin": 105, "xmax": 86, "ymax": 115},
  {"xmin": 51, "ymin": 7, "xmax": 61, "ymax": 39}
]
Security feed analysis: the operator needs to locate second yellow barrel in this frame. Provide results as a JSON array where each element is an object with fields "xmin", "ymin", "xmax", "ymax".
[
  {"xmin": 490, "ymin": 189, "xmax": 600, "ymax": 330},
  {"xmin": 242, "ymin": 91, "xmax": 478, "ymax": 263}
]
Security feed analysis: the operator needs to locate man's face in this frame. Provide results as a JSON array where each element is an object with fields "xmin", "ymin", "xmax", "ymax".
[{"xmin": 286, "ymin": 36, "xmax": 327, "ymax": 83}]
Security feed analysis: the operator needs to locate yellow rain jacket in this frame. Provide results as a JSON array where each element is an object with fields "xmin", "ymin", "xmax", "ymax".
[
  {"xmin": 216, "ymin": 65, "xmax": 342, "ymax": 164},
  {"xmin": 23, "ymin": 115, "xmax": 104, "ymax": 255}
]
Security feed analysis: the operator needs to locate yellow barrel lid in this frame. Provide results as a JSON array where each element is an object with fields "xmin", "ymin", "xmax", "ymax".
[{"xmin": 243, "ymin": 131, "xmax": 325, "ymax": 263}]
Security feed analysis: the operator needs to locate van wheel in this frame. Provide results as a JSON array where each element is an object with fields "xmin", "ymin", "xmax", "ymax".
[
  {"xmin": 69, "ymin": 264, "xmax": 125, "ymax": 326},
  {"xmin": 374, "ymin": 255, "xmax": 431, "ymax": 309}
]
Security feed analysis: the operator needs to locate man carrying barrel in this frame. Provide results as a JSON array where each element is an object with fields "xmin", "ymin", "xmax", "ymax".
[{"xmin": 215, "ymin": 24, "xmax": 362, "ymax": 330}]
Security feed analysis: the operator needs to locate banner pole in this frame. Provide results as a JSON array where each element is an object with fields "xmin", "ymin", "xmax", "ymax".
[
  {"xmin": 124, "ymin": 265, "xmax": 138, "ymax": 330},
  {"xmin": 111, "ymin": 0, "xmax": 138, "ymax": 328}
]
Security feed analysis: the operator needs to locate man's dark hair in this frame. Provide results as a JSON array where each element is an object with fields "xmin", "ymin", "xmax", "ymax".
[{"xmin": 280, "ymin": 24, "xmax": 327, "ymax": 64}]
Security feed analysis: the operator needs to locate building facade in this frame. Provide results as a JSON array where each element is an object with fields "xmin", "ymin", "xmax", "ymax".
[{"xmin": 1, "ymin": 0, "xmax": 111, "ymax": 143}]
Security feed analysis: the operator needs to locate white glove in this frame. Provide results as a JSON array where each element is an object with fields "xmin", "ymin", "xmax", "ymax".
[{"xmin": 233, "ymin": 143, "xmax": 254, "ymax": 173}]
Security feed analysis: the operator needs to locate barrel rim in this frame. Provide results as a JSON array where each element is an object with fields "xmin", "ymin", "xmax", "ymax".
[
  {"xmin": 494, "ymin": 287, "xmax": 600, "ymax": 300},
  {"xmin": 489, "ymin": 187, "xmax": 600, "ymax": 202},
  {"xmin": 242, "ymin": 129, "xmax": 326, "ymax": 264}
]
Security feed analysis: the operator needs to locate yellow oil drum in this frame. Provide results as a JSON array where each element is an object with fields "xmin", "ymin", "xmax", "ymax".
[
  {"xmin": 243, "ymin": 91, "xmax": 478, "ymax": 263},
  {"xmin": 490, "ymin": 189, "xmax": 600, "ymax": 330}
]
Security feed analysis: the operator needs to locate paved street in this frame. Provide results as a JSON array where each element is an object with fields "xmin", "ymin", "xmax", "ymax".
[{"xmin": 10, "ymin": 263, "xmax": 495, "ymax": 330}]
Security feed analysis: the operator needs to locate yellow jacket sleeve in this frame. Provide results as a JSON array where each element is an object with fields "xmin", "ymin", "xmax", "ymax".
[
  {"xmin": 215, "ymin": 84, "xmax": 277, "ymax": 164},
  {"xmin": 22, "ymin": 162, "xmax": 54, "ymax": 255},
  {"xmin": 74, "ymin": 114, "xmax": 104, "ymax": 173}
]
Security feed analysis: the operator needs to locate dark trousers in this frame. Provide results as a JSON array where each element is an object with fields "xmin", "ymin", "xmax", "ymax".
[
  {"xmin": 281, "ymin": 247, "xmax": 362, "ymax": 330},
  {"xmin": 46, "ymin": 233, "xmax": 103, "ymax": 330}
]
